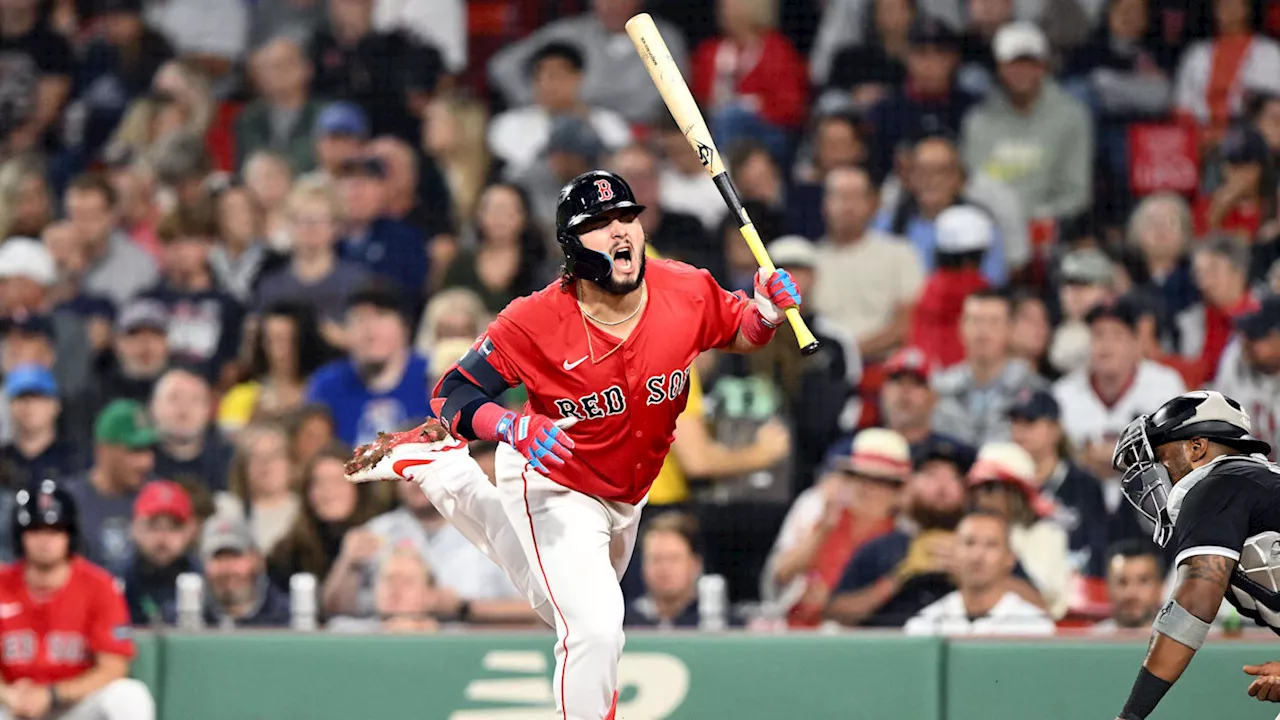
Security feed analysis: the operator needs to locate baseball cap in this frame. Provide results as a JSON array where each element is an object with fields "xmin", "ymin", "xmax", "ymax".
[
  {"xmin": 993, "ymin": 21, "xmax": 1049, "ymax": 63},
  {"xmin": 116, "ymin": 298, "xmax": 169, "ymax": 334},
  {"xmin": 1007, "ymin": 387, "xmax": 1060, "ymax": 422},
  {"xmin": 94, "ymin": 399, "xmax": 159, "ymax": 449},
  {"xmin": 1060, "ymin": 247, "xmax": 1114, "ymax": 286},
  {"xmin": 4, "ymin": 364, "xmax": 57, "ymax": 398},
  {"xmin": 134, "ymin": 480, "xmax": 194, "ymax": 523},
  {"xmin": 835, "ymin": 428, "xmax": 913, "ymax": 481},
  {"xmin": 1237, "ymin": 294, "xmax": 1280, "ymax": 339},
  {"xmin": 2, "ymin": 311, "xmax": 55, "ymax": 340},
  {"xmin": 936, "ymin": 205, "xmax": 994, "ymax": 255},
  {"xmin": 201, "ymin": 514, "xmax": 257, "ymax": 558},
  {"xmin": 911, "ymin": 435, "xmax": 976, "ymax": 473},
  {"xmin": 884, "ymin": 346, "xmax": 934, "ymax": 382},
  {"xmin": 0, "ymin": 238, "xmax": 56, "ymax": 287},
  {"xmin": 908, "ymin": 17, "xmax": 960, "ymax": 51},
  {"xmin": 315, "ymin": 102, "xmax": 369, "ymax": 139},
  {"xmin": 968, "ymin": 441, "xmax": 1055, "ymax": 516},
  {"xmin": 766, "ymin": 235, "xmax": 818, "ymax": 269},
  {"xmin": 1221, "ymin": 124, "xmax": 1270, "ymax": 166},
  {"xmin": 546, "ymin": 116, "xmax": 603, "ymax": 162},
  {"xmin": 1085, "ymin": 296, "xmax": 1142, "ymax": 330}
]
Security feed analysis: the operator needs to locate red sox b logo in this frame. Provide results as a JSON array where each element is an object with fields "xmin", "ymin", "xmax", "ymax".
[{"xmin": 594, "ymin": 179, "xmax": 614, "ymax": 201}]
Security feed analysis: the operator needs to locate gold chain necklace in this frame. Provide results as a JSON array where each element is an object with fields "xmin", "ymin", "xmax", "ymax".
[{"xmin": 577, "ymin": 284, "xmax": 646, "ymax": 326}]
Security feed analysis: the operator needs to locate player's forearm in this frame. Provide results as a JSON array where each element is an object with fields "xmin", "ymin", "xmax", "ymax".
[
  {"xmin": 53, "ymin": 654, "xmax": 128, "ymax": 705},
  {"xmin": 1120, "ymin": 555, "xmax": 1233, "ymax": 718},
  {"xmin": 727, "ymin": 305, "xmax": 779, "ymax": 354}
]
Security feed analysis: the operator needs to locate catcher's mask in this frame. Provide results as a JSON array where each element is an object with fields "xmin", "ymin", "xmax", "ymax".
[{"xmin": 1112, "ymin": 390, "xmax": 1271, "ymax": 547}]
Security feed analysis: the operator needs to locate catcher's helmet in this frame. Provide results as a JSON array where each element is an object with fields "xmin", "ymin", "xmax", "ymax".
[
  {"xmin": 555, "ymin": 170, "xmax": 645, "ymax": 284},
  {"xmin": 12, "ymin": 480, "xmax": 79, "ymax": 557},
  {"xmin": 1112, "ymin": 390, "xmax": 1271, "ymax": 546}
]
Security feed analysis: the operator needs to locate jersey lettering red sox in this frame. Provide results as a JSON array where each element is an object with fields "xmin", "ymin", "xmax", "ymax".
[
  {"xmin": 478, "ymin": 258, "xmax": 746, "ymax": 503},
  {"xmin": 0, "ymin": 557, "xmax": 135, "ymax": 684}
]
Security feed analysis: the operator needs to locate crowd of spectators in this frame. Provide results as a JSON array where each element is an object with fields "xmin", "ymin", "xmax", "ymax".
[{"xmin": 1, "ymin": 0, "xmax": 1279, "ymax": 638}]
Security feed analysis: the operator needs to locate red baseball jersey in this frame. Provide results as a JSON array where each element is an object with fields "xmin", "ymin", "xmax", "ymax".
[
  {"xmin": 0, "ymin": 558, "xmax": 135, "ymax": 684},
  {"xmin": 471, "ymin": 258, "xmax": 747, "ymax": 503}
]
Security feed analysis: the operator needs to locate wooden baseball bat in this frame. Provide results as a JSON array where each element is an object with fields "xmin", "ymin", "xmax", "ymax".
[{"xmin": 625, "ymin": 13, "xmax": 821, "ymax": 356}]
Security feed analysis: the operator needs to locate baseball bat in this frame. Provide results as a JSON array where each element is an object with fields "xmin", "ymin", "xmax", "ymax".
[{"xmin": 625, "ymin": 13, "xmax": 821, "ymax": 356}]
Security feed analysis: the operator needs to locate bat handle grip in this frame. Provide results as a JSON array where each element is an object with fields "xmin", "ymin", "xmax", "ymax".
[{"xmin": 786, "ymin": 307, "xmax": 822, "ymax": 355}]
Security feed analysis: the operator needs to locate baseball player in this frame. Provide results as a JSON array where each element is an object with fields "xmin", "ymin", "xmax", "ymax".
[
  {"xmin": 1109, "ymin": 391, "xmax": 1280, "ymax": 719},
  {"xmin": 0, "ymin": 481, "xmax": 154, "ymax": 720},
  {"xmin": 346, "ymin": 169, "xmax": 801, "ymax": 720}
]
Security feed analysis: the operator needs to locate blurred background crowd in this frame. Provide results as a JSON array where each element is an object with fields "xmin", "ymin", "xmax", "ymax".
[{"xmin": 0, "ymin": 0, "xmax": 1277, "ymax": 637}]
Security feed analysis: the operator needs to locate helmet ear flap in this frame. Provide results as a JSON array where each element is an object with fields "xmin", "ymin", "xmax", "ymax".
[{"xmin": 557, "ymin": 230, "xmax": 613, "ymax": 285}]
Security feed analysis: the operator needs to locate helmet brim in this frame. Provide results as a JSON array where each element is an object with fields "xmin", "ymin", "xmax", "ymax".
[
  {"xmin": 1159, "ymin": 421, "xmax": 1273, "ymax": 457},
  {"xmin": 563, "ymin": 201, "xmax": 646, "ymax": 235}
]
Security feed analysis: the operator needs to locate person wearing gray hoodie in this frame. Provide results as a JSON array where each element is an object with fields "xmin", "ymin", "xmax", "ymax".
[{"xmin": 961, "ymin": 21, "xmax": 1093, "ymax": 222}]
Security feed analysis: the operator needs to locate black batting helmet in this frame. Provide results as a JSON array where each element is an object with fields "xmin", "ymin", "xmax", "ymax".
[
  {"xmin": 12, "ymin": 480, "xmax": 79, "ymax": 557},
  {"xmin": 555, "ymin": 170, "xmax": 645, "ymax": 284}
]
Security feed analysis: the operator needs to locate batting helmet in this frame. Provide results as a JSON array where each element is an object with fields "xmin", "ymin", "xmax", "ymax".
[
  {"xmin": 1112, "ymin": 390, "xmax": 1271, "ymax": 546},
  {"xmin": 555, "ymin": 170, "xmax": 645, "ymax": 284},
  {"xmin": 12, "ymin": 480, "xmax": 79, "ymax": 557}
]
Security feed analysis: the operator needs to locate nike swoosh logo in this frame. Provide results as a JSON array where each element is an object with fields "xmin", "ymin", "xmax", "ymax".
[
  {"xmin": 392, "ymin": 458, "xmax": 436, "ymax": 478},
  {"xmin": 563, "ymin": 355, "xmax": 589, "ymax": 371}
]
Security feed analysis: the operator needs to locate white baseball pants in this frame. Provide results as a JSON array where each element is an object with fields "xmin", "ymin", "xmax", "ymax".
[
  {"xmin": 404, "ymin": 444, "xmax": 643, "ymax": 720},
  {"xmin": 0, "ymin": 678, "xmax": 156, "ymax": 720}
]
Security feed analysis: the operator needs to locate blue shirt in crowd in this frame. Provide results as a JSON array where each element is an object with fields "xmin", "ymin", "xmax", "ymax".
[
  {"xmin": 872, "ymin": 211, "xmax": 1008, "ymax": 286},
  {"xmin": 338, "ymin": 218, "xmax": 429, "ymax": 304},
  {"xmin": 306, "ymin": 353, "xmax": 432, "ymax": 446}
]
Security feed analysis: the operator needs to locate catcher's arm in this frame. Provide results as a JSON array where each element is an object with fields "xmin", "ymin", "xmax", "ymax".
[{"xmin": 1117, "ymin": 554, "xmax": 1235, "ymax": 719}]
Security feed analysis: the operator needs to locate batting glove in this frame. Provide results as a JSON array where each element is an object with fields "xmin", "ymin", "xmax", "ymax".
[
  {"xmin": 753, "ymin": 268, "xmax": 802, "ymax": 327},
  {"xmin": 497, "ymin": 411, "xmax": 576, "ymax": 474}
]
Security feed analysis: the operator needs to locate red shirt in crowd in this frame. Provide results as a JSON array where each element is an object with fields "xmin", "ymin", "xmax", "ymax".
[
  {"xmin": 909, "ymin": 268, "xmax": 989, "ymax": 369},
  {"xmin": 788, "ymin": 514, "xmax": 895, "ymax": 628},
  {"xmin": 445, "ymin": 259, "xmax": 748, "ymax": 504},
  {"xmin": 691, "ymin": 31, "xmax": 809, "ymax": 129},
  {"xmin": 0, "ymin": 557, "xmax": 135, "ymax": 685},
  {"xmin": 1200, "ymin": 292, "xmax": 1259, "ymax": 382}
]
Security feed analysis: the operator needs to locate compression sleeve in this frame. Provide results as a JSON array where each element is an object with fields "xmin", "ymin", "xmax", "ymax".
[{"xmin": 433, "ymin": 338, "xmax": 517, "ymax": 441}]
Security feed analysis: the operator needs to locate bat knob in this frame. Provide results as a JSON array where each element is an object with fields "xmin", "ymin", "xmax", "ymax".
[{"xmin": 800, "ymin": 340, "xmax": 822, "ymax": 356}]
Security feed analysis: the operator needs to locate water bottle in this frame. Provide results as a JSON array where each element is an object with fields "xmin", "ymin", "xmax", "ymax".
[
  {"xmin": 176, "ymin": 573, "xmax": 204, "ymax": 630},
  {"xmin": 697, "ymin": 574, "xmax": 728, "ymax": 631},
  {"xmin": 290, "ymin": 573, "xmax": 318, "ymax": 631}
]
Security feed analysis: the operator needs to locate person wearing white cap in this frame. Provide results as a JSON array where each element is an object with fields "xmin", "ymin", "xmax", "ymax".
[
  {"xmin": 762, "ymin": 428, "xmax": 912, "ymax": 626},
  {"xmin": 755, "ymin": 235, "xmax": 862, "ymax": 486},
  {"xmin": 960, "ymin": 20, "xmax": 1093, "ymax": 222},
  {"xmin": 0, "ymin": 238, "xmax": 93, "ymax": 400},
  {"xmin": 968, "ymin": 440, "xmax": 1072, "ymax": 618},
  {"xmin": 908, "ymin": 205, "xmax": 997, "ymax": 369}
]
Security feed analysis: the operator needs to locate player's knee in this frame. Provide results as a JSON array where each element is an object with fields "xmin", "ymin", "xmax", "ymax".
[
  {"xmin": 568, "ymin": 607, "xmax": 625, "ymax": 657},
  {"xmin": 96, "ymin": 678, "xmax": 156, "ymax": 720}
]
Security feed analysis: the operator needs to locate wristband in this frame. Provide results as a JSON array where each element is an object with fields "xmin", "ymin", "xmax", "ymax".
[
  {"xmin": 740, "ymin": 305, "xmax": 779, "ymax": 346},
  {"xmin": 469, "ymin": 402, "xmax": 516, "ymax": 444},
  {"xmin": 49, "ymin": 685, "xmax": 60, "ymax": 710},
  {"xmin": 1120, "ymin": 667, "xmax": 1172, "ymax": 720}
]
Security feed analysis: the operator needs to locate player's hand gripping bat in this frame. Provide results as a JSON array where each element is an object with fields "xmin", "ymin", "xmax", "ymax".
[{"xmin": 626, "ymin": 13, "xmax": 821, "ymax": 356}]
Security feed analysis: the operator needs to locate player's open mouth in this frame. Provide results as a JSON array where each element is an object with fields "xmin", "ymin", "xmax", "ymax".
[{"xmin": 612, "ymin": 246, "xmax": 634, "ymax": 272}]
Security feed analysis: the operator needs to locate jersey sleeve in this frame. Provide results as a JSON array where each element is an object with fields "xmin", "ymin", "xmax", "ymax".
[
  {"xmin": 88, "ymin": 575, "xmax": 136, "ymax": 659},
  {"xmin": 696, "ymin": 269, "xmax": 749, "ymax": 351},
  {"xmin": 472, "ymin": 322, "xmax": 525, "ymax": 387},
  {"xmin": 1170, "ymin": 467, "xmax": 1262, "ymax": 567}
]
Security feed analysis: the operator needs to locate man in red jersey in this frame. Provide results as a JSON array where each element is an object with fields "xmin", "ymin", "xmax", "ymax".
[
  {"xmin": 346, "ymin": 169, "xmax": 801, "ymax": 720},
  {"xmin": 0, "ymin": 481, "xmax": 153, "ymax": 720}
]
